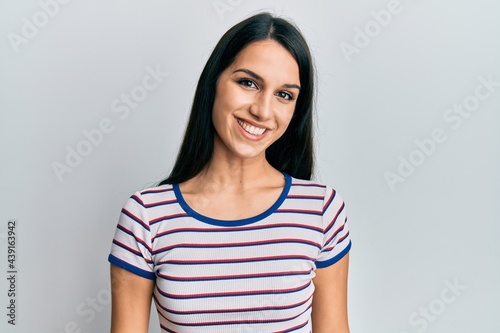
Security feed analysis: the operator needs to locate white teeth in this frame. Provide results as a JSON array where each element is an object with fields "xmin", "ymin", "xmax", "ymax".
[{"xmin": 237, "ymin": 119, "xmax": 266, "ymax": 136}]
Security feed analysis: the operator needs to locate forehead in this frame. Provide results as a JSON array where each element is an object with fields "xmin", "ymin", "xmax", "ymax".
[{"xmin": 229, "ymin": 40, "xmax": 300, "ymax": 83}]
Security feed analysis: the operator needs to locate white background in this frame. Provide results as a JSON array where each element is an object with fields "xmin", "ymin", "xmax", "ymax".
[{"xmin": 1, "ymin": 0, "xmax": 499, "ymax": 332}]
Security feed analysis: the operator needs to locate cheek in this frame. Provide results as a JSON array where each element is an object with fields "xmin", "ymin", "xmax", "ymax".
[
  {"xmin": 279, "ymin": 106, "xmax": 296, "ymax": 128},
  {"xmin": 212, "ymin": 86, "xmax": 230, "ymax": 126},
  {"xmin": 273, "ymin": 107, "xmax": 296, "ymax": 139},
  {"xmin": 211, "ymin": 104, "xmax": 226, "ymax": 135},
  {"xmin": 213, "ymin": 84, "xmax": 237, "ymax": 116}
]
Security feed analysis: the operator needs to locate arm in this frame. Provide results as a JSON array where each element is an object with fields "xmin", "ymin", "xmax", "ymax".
[
  {"xmin": 311, "ymin": 253, "xmax": 350, "ymax": 333},
  {"xmin": 110, "ymin": 264, "xmax": 155, "ymax": 333}
]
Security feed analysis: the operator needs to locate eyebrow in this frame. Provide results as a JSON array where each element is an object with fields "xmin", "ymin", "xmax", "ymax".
[{"xmin": 233, "ymin": 68, "xmax": 301, "ymax": 91}]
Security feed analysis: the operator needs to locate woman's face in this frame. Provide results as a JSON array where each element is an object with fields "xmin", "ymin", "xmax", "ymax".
[{"xmin": 212, "ymin": 40, "xmax": 300, "ymax": 162}]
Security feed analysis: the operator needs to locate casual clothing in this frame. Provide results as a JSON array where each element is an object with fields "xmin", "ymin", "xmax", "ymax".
[{"xmin": 108, "ymin": 173, "xmax": 351, "ymax": 332}]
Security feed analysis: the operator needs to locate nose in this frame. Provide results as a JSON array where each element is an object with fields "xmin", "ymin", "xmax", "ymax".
[{"xmin": 249, "ymin": 91, "xmax": 273, "ymax": 121}]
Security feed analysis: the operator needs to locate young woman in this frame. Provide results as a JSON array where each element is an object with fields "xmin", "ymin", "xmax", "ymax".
[{"xmin": 109, "ymin": 12, "xmax": 351, "ymax": 333}]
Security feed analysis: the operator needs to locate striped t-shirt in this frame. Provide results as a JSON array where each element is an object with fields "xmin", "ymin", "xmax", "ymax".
[{"xmin": 108, "ymin": 173, "xmax": 351, "ymax": 332}]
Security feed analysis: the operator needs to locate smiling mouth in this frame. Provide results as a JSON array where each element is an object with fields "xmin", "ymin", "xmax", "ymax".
[{"xmin": 237, "ymin": 119, "xmax": 267, "ymax": 136}]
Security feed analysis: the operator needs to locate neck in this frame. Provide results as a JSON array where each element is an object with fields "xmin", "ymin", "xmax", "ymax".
[
  {"xmin": 186, "ymin": 139, "xmax": 284, "ymax": 193},
  {"xmin": 203, "ymin": 158, "xmax": 276, "ymax": 190}
]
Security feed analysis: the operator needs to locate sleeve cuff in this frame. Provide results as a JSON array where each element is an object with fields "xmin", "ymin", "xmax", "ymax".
[
  {"xmin": 108, "ymin": 254, "xmax": 156, "ymax": 280},
  {"xmin": 315, "ymin": 240, "xmax": 352, "ymax": 269}
]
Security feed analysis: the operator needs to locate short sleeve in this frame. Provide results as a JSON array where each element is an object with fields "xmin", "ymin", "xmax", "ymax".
[
  {"xmin": 108, "ymin": 192, "xmax": 156, "ymax": 280},
  {"xmin": 316, "ymin": 186, "xmax": 352, "ymax": 268}
]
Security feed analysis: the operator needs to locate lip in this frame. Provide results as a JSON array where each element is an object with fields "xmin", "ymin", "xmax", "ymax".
[{"xmin": 235, "ymin": 117, "xmax": 269, "ymax": 141}]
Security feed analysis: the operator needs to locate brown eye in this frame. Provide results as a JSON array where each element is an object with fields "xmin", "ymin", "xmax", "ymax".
[
  {"xmin": 277, "ymin": 91, "xmax": 293, "ymax": 101},
  {"xmin": 238, "ymin": 79, "xmax": 258, "ymax": 89}
]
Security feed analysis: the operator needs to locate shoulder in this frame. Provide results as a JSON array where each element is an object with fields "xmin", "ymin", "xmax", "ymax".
[
  {"xmin": 125, "ymin": 184, "xmax": 176, "ymax": 208},
  {"xmin": 287, "ymin": 176, "xmax": 346, "ymax": 213},
  {"xmin": 288, "ymin": 176, "xmax": 334, "ymax": 198},
  {"xmin": 289, "ymin": 176, "xmax": 328, "ymax": 189}
]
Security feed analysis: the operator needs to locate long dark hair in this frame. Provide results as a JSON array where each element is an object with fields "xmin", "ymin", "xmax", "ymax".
[{"xmin": 159, "ymin": 12, "xmax": 315, "ymax": 186}]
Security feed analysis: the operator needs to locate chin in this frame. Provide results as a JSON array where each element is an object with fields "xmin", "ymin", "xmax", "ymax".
[{"xmin": 230, "ymin": 145, "xmax": 267, "ymax": 160}]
